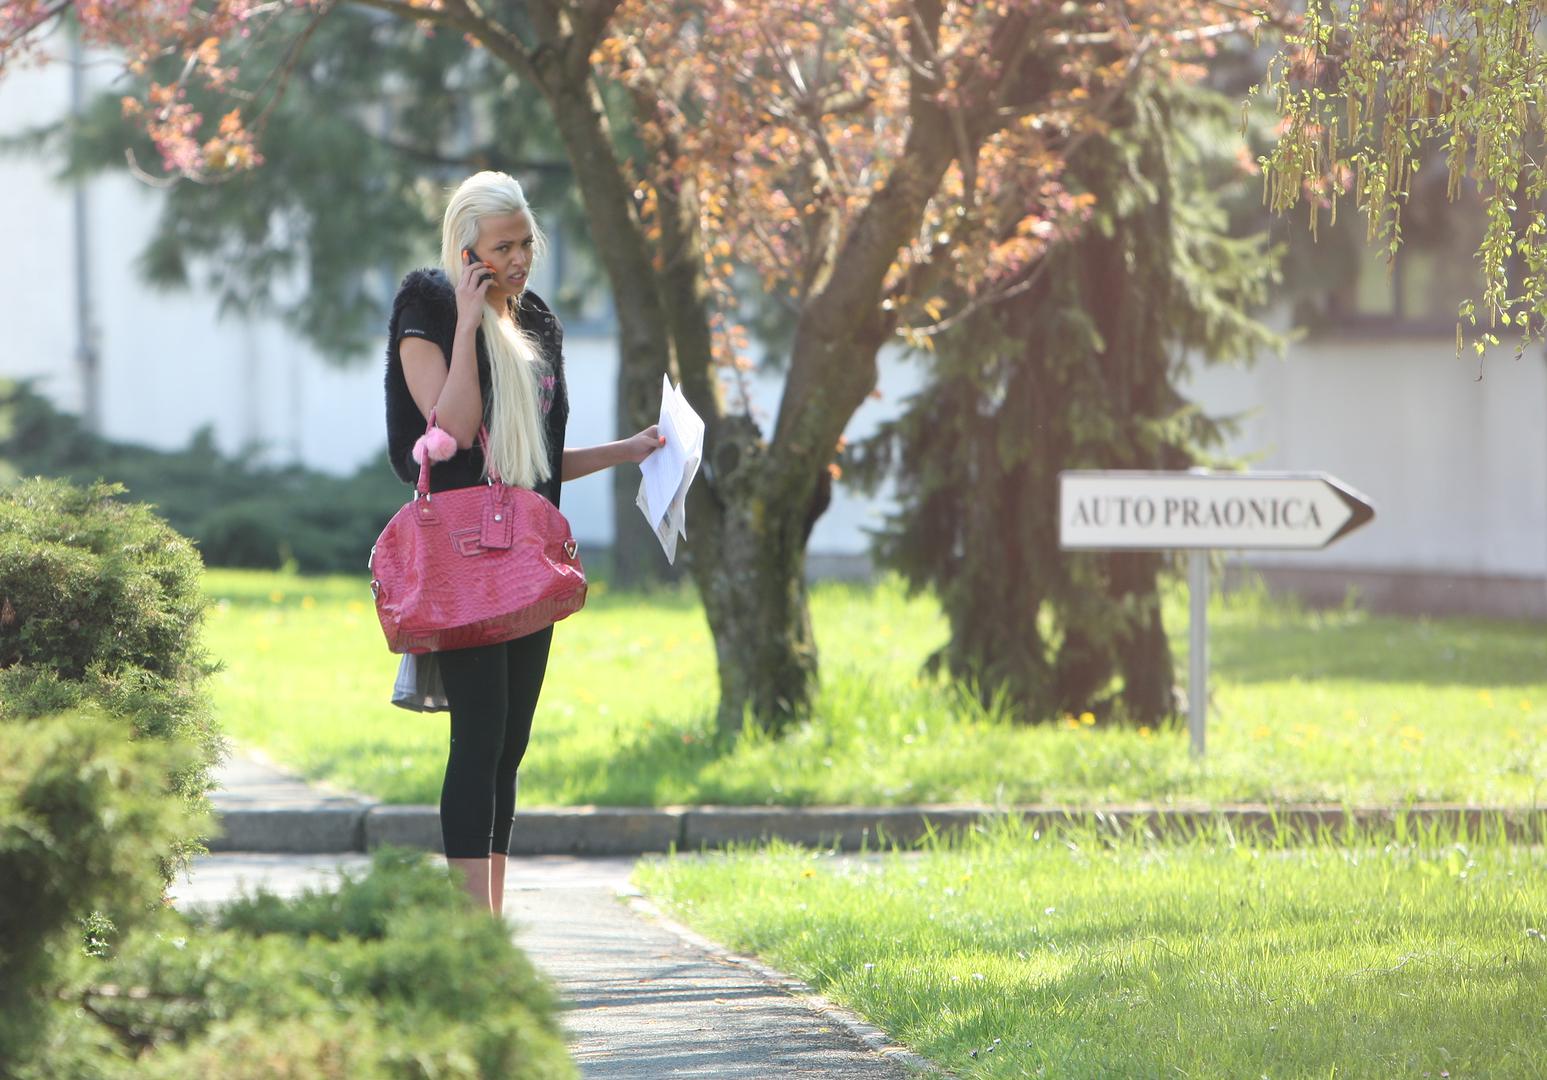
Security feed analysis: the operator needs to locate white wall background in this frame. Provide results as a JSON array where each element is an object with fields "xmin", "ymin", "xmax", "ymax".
[{"xmin": 1185, "ymin": 338, "xmax": 1547, "ymax": 581}]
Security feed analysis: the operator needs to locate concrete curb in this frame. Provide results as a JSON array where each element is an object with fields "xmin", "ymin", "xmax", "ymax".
[
  {"xmin": 621, "ymin": 888, "xmax": 951, "ymax": 1079},
  {"xmin": 363, "ymin": 804, "xmax": 682, "ymax": 855},
  {"xmin": 210, "ymin": 801, "xmax": 1547, "ymax": 855}
]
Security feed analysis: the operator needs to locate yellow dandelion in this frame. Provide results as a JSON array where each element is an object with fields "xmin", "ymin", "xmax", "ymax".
[
  {"xmin": 346, "ymin": 600, "xmax": 366, "ymax": 615},
  {"xmin": 1079, "ymin": 712, "xmax": 1096, "ymax": 727},
  {"xmin": 269, "ymin": 590, "xmax": 284, "ymax": 604},
  {"xmin": 1399, "ymin": 725, "xmax": 1424, "ymax": 742},
  {"xmin": 1252, "ymin": 724, "xmax": 1272, "ymax": 740},
  {"xmin": 802, "ymin": 868, "xmax": 816, "ymax": 878},
  {"xmin": 1138, "ymin": 726, "xmax": 1153, "ymax": 738},
  {"xmin": 1063, "ymin": 715, "xmax": 1079, "ymax": 730},
  {"xmin": 1478, "ymin": 690, "xmax": 1495, "ymax": 708},
  {"xmin": 1520, "ymin": 699, "xmax": 1534, "ymax": 712},
  {"xmin": 301, "ymin": 595, "xmax": 316, "ymax": 610}
]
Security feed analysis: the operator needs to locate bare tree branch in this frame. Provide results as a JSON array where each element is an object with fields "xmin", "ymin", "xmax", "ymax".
[
  {"xmin": 436, "ymin": 0, "xmax": 539, "ymax": 83},
  {"xmin": 567, "ymin": 0, "xmax": 624, "ymax": 62},
  {"xmin": 348, "ymin": 0, "xmax": 465, "ymax": 32},
  {"xmin": 904, "ymin": 0, "xmax": 976, "ymax": 207},
  {"xmin": 0, "ymin": 0, "xmax": 71, "ymax": 55},
  {"xmin": 248, "ymin": 0, "xmax": 338, "ymax": 138},
  {"xmin": 123, "ymin": 146, "xmax": 183, "ymax": 187},
  {"xmin": 904, "ymin": 256, "xmax": 1054, "ymax": 337}
]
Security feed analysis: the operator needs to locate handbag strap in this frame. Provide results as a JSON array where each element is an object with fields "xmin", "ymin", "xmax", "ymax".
[{"xmin": 418, "ymin": 409, "xmax": 499, "ymax": 495}]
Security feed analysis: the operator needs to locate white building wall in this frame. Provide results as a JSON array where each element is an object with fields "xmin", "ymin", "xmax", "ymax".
[
  {"xmin": 1184, "ymin": 336, "xmax": 1547, "ymax": 615},
  {"xmin": 2, "ymin": 56, "xmax": 80, "ymax": 412}
]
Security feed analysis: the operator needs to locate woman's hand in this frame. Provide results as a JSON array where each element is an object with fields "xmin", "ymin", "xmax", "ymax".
[
  {"xmin": 561, "ymin": 427, "xmax": 667, "ymax": 481},
  {"xmin": 621, "ymin": 425, "xmax": 666, "ymax": 464},
  {"xmin": 454, "ymin": 255, "xmax": 493, "ymax": 334}
]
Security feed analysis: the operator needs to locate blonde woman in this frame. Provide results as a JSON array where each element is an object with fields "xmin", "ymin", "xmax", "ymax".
[{"xmin": 383, "ymin": 171, "xmax": 660, "ymax": 912}]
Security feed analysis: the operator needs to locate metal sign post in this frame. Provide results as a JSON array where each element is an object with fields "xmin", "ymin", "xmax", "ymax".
[
  {"xmin": 1059, "ymin": 470, "xmax": 1376, "ymax": 757},
  {"xmin": 1189, "ymin": 550, "xmax": 1208, "ymax": 757}
]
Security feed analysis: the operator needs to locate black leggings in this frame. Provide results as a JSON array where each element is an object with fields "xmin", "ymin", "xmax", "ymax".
[{"xmin": 436, "ymin": 626, "xmax": 553, "ymax": 858}]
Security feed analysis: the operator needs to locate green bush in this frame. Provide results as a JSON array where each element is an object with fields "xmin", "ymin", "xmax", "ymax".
[
  {"xmin": 0, "ymin": 476, "xmax": 223, "ymax": 1073},
  {"xmin": 0, "ymin": 477, "xmax": 223, "ymax": 820},
  {"xmin": 0, "ymin": 710, "xmax": 199, "ymax": 1073},
  {"xmin": 0, "ymin": 379, "xmax": 404, "ymax": 572},
  {"xmin": 13, "ymin": 851, "xmax": 578, "ymax": 1080}
]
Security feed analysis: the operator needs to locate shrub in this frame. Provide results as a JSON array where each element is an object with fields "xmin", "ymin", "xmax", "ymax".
[
  {"xmin": 12, "ymin": 851, "xmax": 578, "ymax": 1080},
  {"xmin": 0, "ymin": 710, "xmax": 198, "ymax": 1072},
  {"xmin": 0, "ymin": 476, "xmax": 221, "ymax": 1073},
  {"xmin": 0, "ymin": 478, "xmax": 223, "ymax": 824}
]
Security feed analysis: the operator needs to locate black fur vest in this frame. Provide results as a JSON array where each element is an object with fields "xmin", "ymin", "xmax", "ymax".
[{"xmin": 383, "ymin": 268, "xmax": 569, "ymax": 506}]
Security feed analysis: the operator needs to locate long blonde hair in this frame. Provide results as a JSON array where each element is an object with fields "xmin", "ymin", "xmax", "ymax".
[{"xmin": 439, "ymin": 171, "xmax": 551, "ymax": 488}]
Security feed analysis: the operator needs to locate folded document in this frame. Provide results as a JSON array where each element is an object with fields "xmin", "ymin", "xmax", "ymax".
[{"xmin": 636, "ymin": 374, "xmax": 704, "ymax": 564}]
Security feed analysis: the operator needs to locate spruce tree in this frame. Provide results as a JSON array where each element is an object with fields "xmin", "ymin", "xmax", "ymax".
[{"xmin": 853, "ymin": 76, "xmax": 1280, "ymax": 726}]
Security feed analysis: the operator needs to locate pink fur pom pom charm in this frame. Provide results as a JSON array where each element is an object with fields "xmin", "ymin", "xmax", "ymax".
[{"xmin": 412, "ymin": 425, "xmax": 457, "ymax": 465}]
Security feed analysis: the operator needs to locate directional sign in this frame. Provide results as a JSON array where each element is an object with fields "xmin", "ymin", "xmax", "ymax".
[{"xmin": 1059, "ymin": 470, "xmax": 1375, "ymax": 551}]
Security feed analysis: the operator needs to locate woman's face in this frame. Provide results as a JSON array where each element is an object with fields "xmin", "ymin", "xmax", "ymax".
[{"xmin": 472, "ymin": 211, "xmax": 535, "ymax": 301}]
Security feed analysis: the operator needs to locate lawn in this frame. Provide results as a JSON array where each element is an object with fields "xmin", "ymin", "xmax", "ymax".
[
  {"xmin": 200, "ymin": 568, "xmax": 1547, "ymax": 807},
  {"xmin": 633, "ymin": 823, "xmax": 1547, "ymax": 1078}
]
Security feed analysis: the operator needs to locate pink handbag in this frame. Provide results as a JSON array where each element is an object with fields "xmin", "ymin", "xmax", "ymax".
[{"xmin": 369, "ymin": 415, "xmax": 586, "ymax": 654}]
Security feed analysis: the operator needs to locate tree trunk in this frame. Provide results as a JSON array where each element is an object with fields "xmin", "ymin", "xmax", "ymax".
[
  {"xmin": 526, "ymin": 59, "xmax": 680, "ymax": 591},
  {"xmin": 1111, "ymin": 553, "xmax": 1175, "ymax": 726},
  {"xmin": 526, "ymin": 44, "xmax": 825, "ymax": 728},
  {"xmin": 499, "ymin": 1, "xmax": 987, "ymax": 735},
  {"xmin": 690, "ymin": 465, "xmax": 819, "ymax": 734}
]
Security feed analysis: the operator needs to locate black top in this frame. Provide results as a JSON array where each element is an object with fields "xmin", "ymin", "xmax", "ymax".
[{"xmin": 383, "ymin": 268, "xmax": 569, "ymax": 506}]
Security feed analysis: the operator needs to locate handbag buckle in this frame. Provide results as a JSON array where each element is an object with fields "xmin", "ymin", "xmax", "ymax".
[{"xmin": 563, "ymin": 539, "xmax": 578, "ymax": 560}]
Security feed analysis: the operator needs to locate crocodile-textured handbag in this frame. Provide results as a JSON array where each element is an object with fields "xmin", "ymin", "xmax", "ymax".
[{"xmin": 369, "ymin": 414, "xmax": 586, "ymax": 654}]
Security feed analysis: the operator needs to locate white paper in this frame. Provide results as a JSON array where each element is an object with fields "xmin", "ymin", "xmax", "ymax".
[{"xmin": 636, "ymin": 374, "xmax": 704, "ymax": 564}]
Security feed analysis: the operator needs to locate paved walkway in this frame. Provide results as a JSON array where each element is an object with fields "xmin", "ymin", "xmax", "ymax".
[
  {"xmin": 185, "ymin": 751, "xmax": 928, "ymax": 1070},
  {"xmin": 191, "ymin": 736, "xmax": 1543, "ymax": 1077}
]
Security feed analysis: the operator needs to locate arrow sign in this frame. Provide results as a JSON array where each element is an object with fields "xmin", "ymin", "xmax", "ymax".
[{"xmin": 1059, "ymin": 470, "xmax": 1375, "ymax": 551}]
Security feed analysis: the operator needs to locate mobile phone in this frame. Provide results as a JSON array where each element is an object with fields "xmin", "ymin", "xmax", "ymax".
[{"xmin": 463, "ymin": 246, "xmax": 492, "ymax": 286}]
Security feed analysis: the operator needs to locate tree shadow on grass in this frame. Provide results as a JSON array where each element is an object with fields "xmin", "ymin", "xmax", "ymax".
[{"xmin": 528, "ymin": 712, "xmax": 739, "ymax": 807}]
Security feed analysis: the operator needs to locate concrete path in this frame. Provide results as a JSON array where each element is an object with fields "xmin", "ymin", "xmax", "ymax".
[{"xmin": 171, "ymin": 852, "xmax": 929, "ymax": 1079}]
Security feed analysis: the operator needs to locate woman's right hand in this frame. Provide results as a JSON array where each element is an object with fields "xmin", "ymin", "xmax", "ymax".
[{"xmin": 454, "ymin": 254, "xmax": 492, "ymax": 334}]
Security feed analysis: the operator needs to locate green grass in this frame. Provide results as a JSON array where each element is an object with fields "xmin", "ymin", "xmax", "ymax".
[
  {"xmin": 633, "ymin": 823, "xmax": 1547, "ymax": 1078},
  {"xmin": 200, "ymin": 568, "xmax": 1547, "ymax": 807}
]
